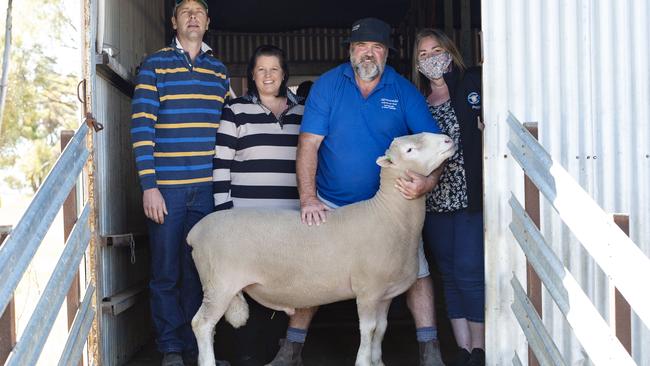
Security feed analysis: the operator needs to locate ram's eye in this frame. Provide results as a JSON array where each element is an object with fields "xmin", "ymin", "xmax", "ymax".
[{"xmin": 406, "ymin": 148, "xmax": 413, "ymax": 153}]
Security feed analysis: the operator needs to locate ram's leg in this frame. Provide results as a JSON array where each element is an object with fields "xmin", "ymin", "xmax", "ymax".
[
  {"xmin": 192, "ymin": 289, "xmax": 234, "ymax": 366},
  {"xmin": 370, "ymin": 299, "xmax": 391, "ymax": 366},
  {"xmin": 355, "ymin": 298, "xmax": 380, "ymax": 366}
]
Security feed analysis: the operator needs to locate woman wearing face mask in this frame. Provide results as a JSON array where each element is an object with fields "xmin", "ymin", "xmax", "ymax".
[{"xmin": 411, "ymin": 29, "xmax": 484, "ymax": 366}]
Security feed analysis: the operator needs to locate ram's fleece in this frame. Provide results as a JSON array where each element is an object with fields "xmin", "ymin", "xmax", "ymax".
[{"xmin": 187, "ymin": 132, "xmax": 455, "ymax": 366}]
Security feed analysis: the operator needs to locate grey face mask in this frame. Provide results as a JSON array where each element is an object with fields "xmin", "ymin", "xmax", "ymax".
[{"xmin": 418, "ymin": 52, "xmax": 452, "ymax": 80}]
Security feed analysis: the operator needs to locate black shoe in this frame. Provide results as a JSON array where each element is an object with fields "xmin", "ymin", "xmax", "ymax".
[
  {"xmin": 468, "ymin": 348, "xmax": 485, "ymax": 366},
  {"xmin": 453, "ymin": 348, "xmax": 471, "ymax": 366},
  {"xmin": 161, "ymin": 352, "xmax": 184, "ymax": 366}
]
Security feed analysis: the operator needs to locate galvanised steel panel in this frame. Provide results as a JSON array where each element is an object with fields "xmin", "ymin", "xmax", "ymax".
[
  {"xmin": 96, "ymin": 0, "xmax": 165, "ymax": 236},
  {"xmin": 102, "ymin": 0, "xmax": 166, "ymax": 75},
  {"xmin": 100, "ymin": 300, "xmax": 151, "ymax": 366},
  {"xmin": 95, "ymin": 77, "xmax": 144, "ymax": 237},
  {"xmin": 93, "ymin": 1, "xmax": 166, "ymax": 364},
  {"xmin": 100, "ymin": 240, "xmax": 150, "ymax": 301},
  {"xmin": 483, "ymin": 0, "xmax": 649, "ymax": 364}
]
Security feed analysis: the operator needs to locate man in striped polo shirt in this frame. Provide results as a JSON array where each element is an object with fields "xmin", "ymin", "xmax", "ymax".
[{"xmin": 131, "ymin": 1, "xmax": 230, "ymax": 365}]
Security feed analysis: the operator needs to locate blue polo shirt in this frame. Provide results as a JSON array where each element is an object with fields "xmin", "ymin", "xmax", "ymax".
[{"xmin": 301, "ymin": 63, "xmax": 441, "ymax": 206}]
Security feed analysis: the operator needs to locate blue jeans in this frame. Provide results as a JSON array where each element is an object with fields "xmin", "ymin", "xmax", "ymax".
[
  {"xmin": 147, "ymin": 185, "xmax": 213, "ymax": 354},
  {"xmin": 423, "ymin": 209, "xmax": 485, "ymax": 322}
]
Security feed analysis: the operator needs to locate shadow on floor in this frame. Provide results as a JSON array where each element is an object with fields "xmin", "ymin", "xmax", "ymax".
[
  {"xmin": 126, "ymin": 322, "xmax": 419, "ymax": 366},
  {"xmin": 126, "ymin": 294, "xmax": 457, "ymax": 366}
]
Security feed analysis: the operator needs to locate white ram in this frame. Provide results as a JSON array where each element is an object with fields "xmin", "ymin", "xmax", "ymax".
[{"xmin": 187, "ymin": 132, "xmax": 455, "ymax": 366}]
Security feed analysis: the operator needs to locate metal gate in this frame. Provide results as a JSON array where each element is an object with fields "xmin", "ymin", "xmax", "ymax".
[{"xmin": 0, "ymin": 121, "xmax": 100, "ymax": 366}]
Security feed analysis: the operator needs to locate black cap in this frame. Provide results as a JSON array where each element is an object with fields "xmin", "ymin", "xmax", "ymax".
[
  {"xmin": 174, "ymin": 0, "xmax": 208, "ymax": 12},
  {"xmin": 344, "ymin": 18, "xmax": 394, "ymax": 51}
]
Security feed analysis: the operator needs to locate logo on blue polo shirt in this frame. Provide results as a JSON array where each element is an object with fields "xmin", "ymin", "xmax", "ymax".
[{"xmin": 380, "ymin": 98, "xmax": 399, "ymax": 110}]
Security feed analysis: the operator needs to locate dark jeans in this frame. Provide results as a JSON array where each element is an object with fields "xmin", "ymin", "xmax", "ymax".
[
  {"xmin": 423, "ymin": 209, "xmax": 485, "ymax": 322},
  {"xmin": 147, "ymin": 185, "xmax": 213, "ymax": 354}
]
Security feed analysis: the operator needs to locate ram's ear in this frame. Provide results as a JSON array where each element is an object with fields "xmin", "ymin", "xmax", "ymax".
[{"xmin": 376, "ymin": 155, "xmax": 394, "ymax": 168}]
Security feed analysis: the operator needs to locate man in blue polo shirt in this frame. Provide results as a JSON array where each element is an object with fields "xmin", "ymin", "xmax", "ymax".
[
  {"xmin": 131, "ymin": 1, "xmax": 230, "ymax": 365},
  {"xmin": 267, "ymin": 18, "xmax": 445, "ymax": 366}
]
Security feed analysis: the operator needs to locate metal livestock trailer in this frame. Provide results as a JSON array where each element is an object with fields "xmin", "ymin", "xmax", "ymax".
[
  {"xmin": 4, "ymin": 0, "xmax": 649, "ymax": 365},
  {"xmin": 0, "ymin": 0, "xmax": 481, "ymax": 364}
]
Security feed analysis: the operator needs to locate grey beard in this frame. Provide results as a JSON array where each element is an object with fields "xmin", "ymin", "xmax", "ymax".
[{"xmin": 351, "ymin": 57, "xmax": 383, "ymax": 81}]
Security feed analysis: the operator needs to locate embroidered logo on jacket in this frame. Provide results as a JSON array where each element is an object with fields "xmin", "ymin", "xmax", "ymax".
[
  {"xmin": 467, "ymin": 92, "xmax": 481, "ymax": 110},
  {"xmin": 467, "ymin": 92, "xmax": 480, "ymax": 105}
]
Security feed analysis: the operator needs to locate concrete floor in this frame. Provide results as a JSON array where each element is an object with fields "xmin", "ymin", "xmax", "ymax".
[
  {"xmin": 126, "ymin": 322, "xmax": 418, "ymax": 366},
  {"xmin": 126, "ymin": 296, "xmax": 458, "ymax": 366}
]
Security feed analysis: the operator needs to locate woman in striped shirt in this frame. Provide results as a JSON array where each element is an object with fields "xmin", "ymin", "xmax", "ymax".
[{"xmin": 212, "ymin": 45, "xmax": 304, "ymax": 366}]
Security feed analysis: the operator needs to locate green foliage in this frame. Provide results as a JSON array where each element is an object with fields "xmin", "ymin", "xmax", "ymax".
[
  {"xmin": 17, "ymin": 139, "xmax": 57, "ymax": 192},
  {"xmin": 3, "ymin": 174, "xmax": 22, "ymax": 190},
  {"xmin": 0, "ymin": 0, "xmax": 79, "ymax": 193},
  {"xmin": 0, "ymin": 43, "xmax": 78, "ymax": 145}
]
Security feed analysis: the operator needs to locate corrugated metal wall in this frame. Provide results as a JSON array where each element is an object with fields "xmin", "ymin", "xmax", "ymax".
[
  {"xmin": 94, "ymin": 77, "xmax": 144, "ymax": 237},
  {"xmin": 97, "ymin": 0, "xmax": 166, "ymax": 237},
  {"xmin": 102, "ymin": 0, "xmax": 167, "ymax": 84},
  {"xmin": 207, "ymin": 27, "xmax": 424, "ymax": 78},
  {"xmin": 92, "ymin": 0, "xmax": 167, "ymax": 364},
  {"xmin": 210, "ymin": 29, "xmax": 351, "ymax": 65},
  {"xmin": 482, "ymin": 0, "xmax": 649, "ymax": 365}
]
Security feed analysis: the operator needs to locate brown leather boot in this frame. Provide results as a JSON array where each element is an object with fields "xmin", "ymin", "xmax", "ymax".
[
  {"xmin": 419, "ymin": 341, "xmax": 445, "ymax": 366},
  {"xmin": 265, "ymin": 339, "xmax": 304, "ymax": 366}
]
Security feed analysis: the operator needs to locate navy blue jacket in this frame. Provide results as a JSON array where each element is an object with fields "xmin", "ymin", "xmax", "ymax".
[{"xmin": 443, "ymin": 66, "xmax": 483, "ymax": 211}]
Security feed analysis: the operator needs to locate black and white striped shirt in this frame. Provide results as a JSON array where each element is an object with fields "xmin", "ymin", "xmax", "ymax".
[{"xmin": 212, "ymin": 91, "xmax": 304, "ymax": 211}]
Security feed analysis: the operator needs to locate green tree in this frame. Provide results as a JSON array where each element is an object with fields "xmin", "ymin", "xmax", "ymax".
[
  {"xmin": 0, "ymin": 0, "xmax": 78, "ymax": 193},
  {"xmin": 17, "ymin": 139, "xmax": 56, "ymax": 192}
]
